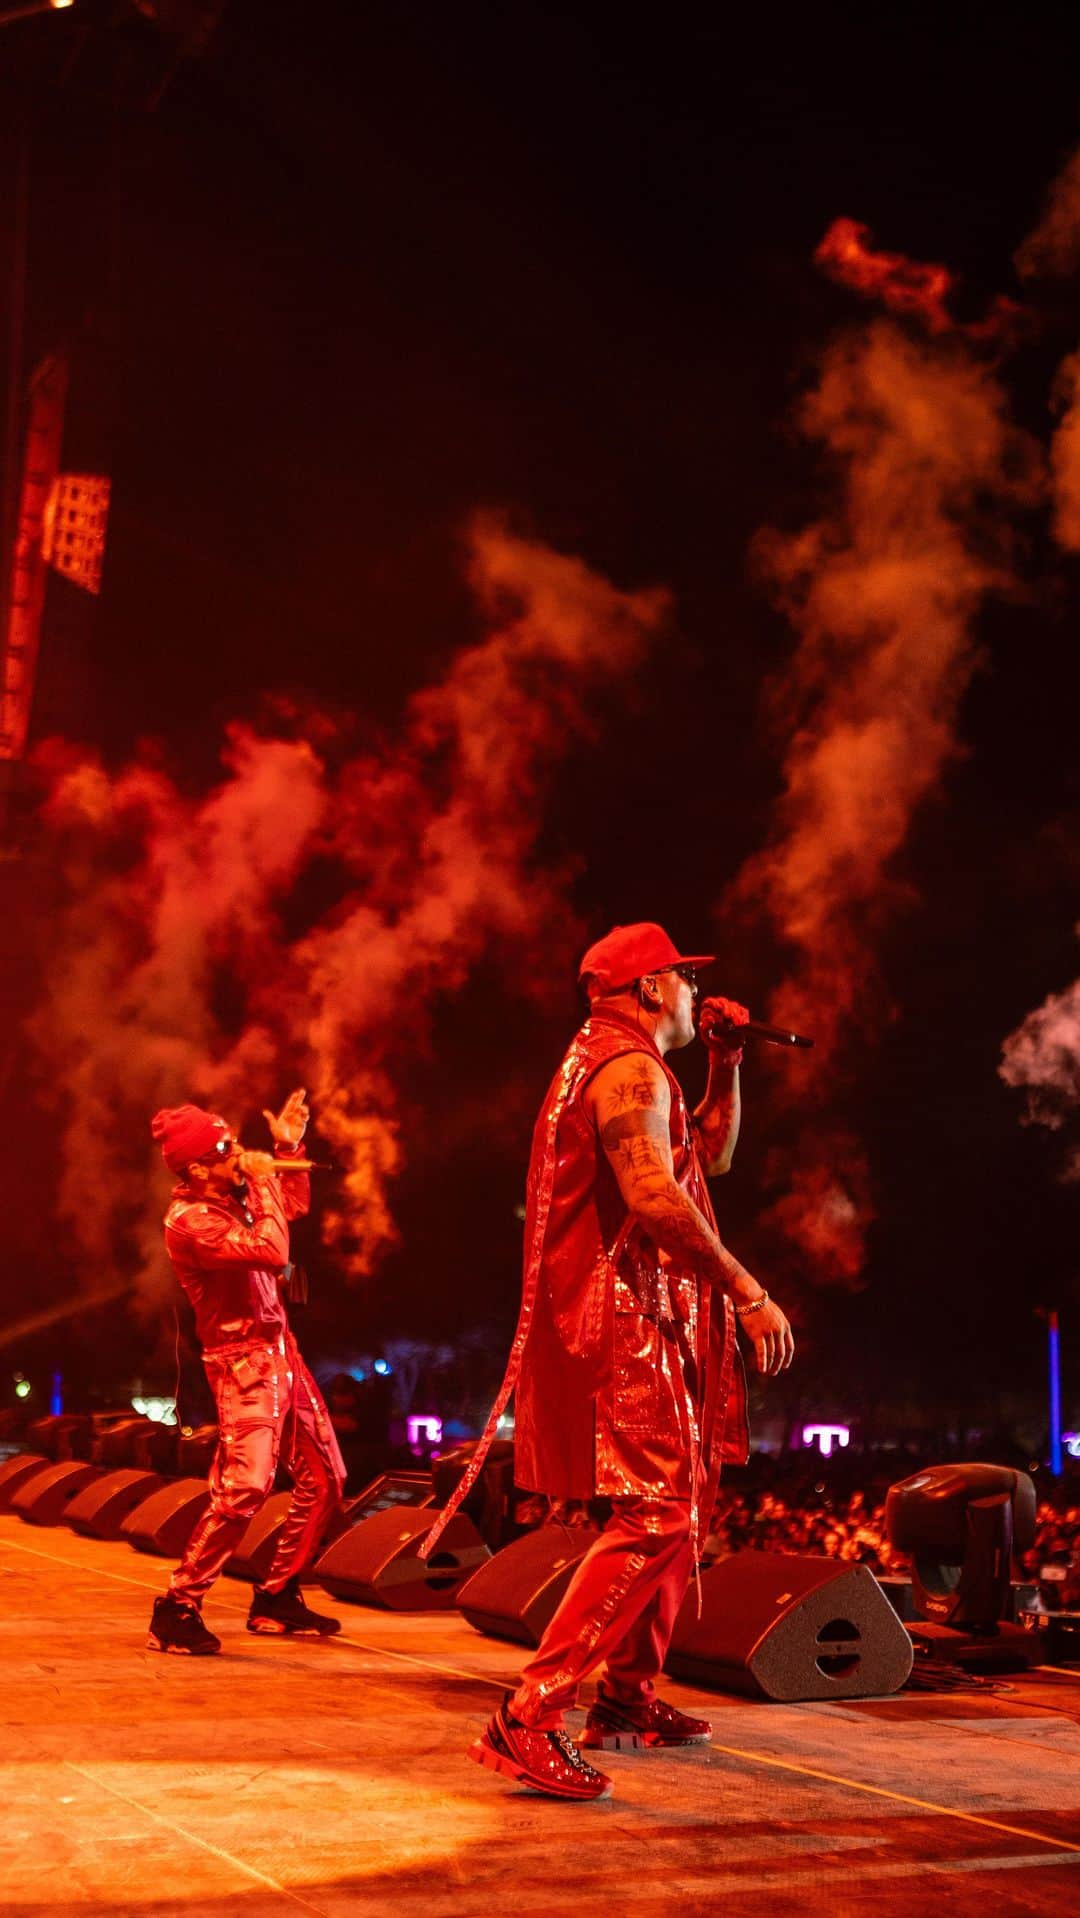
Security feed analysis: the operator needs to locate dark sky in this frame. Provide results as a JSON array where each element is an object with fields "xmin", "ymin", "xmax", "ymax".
[{"xmin": 3, "ymin": 1, "xmax": 1079, "ymax": 1422}]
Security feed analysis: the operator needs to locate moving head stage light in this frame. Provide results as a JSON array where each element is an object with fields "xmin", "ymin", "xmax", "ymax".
[{"xmin": 886, "ymin": 1462, "xmax": 1039, "ymax": 1671}]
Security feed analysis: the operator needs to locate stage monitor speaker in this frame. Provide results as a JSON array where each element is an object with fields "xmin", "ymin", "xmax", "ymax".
[
  {"xmin": 457, "ymin": 1523, "xmax": 601, "ymax": 1647},
  {"xmin": 65, "ymin": 1469, "xmax": 165, "ymax": 1541},
  {"xmin": 90, "ymin": 1418, "xmax": 155, "ymax": 1470},
  {"xmin": 224, "ymin": 1490, "xmax": 294, "ymax": 1583},
  {"xmin": 666, "ymin": 1552, "xmax": 914, "ymax": 1702},
  {"xmin": 25, "ymin": 1415, "xmax": 93, "ymax": 1462},
  {"xmin": 131, "ymin": 1423, "xmax": 181, "ymax": 1475},
  {"xmin": 121, "ymin": 1478, "xmax": 211, "ymax": 1557},
  {"xmin": 314, "ymin": 1507, "xmax": 489, "ymax": 1610},
  {"xmin": 338, "ymin": 1471, "xmax": 436, "ymax": 1524},
  {"xmin": 431, "ymin": 1440, "xmax": 516, "ymax": 1550},
  {"xmin": 227, "ymin": 1470, "xmax": 437, "ymax": 1584},
  {"xmin": 10, "ymin": 1460, "xmax": 102, "ymax": 1525},
  {"xmin": 177, "ymin": 1426, "xmax": 218, "ymax": 1476},
  {"xmin": 0, "ymin": 1453, "xmax": 51, "ymax": 1510}
]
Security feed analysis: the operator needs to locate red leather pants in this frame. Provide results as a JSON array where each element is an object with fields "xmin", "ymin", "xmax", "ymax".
[
  {"xmin": 170, "ymin": 1336, "xmax": 345, "ymax": 1604},
  {"xmin": 509, "ymin": 1498, "xmax": 694, "ymax": 1729}
]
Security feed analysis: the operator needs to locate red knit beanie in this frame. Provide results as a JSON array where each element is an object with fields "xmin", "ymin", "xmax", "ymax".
[{"xmin": 151, "ymin": 1104, "xmax": 229, "ymax": 1173}]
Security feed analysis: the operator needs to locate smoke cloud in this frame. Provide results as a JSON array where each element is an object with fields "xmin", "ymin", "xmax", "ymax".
[
  {"xmin": 815, "ymin": 218, "xmax": 956, "ymax": 334},
  {"xmin": 29, "ymin": 515, "xmax": 669, "ymax": 1300},
  {"xmin": 999, "ymin": 148, "xmax": 1080, "ymax": 1171},
  {"xmin": 816, "ymin": 218, "xmax": 1020, "ymax": 342},
  {"xmin": 729, "ymin": 252, "xmax": 1041, "ymax": 1285},
  {"xmin": 1015, "ymin": 146, "xmax": 1080, "ymax": 281},
  {"xmin": 999, "ymin": 956, "xmax": 1080, "ymax": 1164}
]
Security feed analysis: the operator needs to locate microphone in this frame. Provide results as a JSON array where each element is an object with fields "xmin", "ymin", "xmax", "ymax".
[
  {"xmin": 234, "ymin": 1153, "xmax": 334, "ymax": 1180},
  {"xmin": 699, "ymin": 1011, "xmax": 814, "ymax": 1050},
  {"xmin": 740, "ymin": 1020, "xmax": 814, "ymax": 1049}
]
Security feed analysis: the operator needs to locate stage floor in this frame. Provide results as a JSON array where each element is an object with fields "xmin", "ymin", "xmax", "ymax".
[{"xmin": 2, "ymin": 1514, "xmax": 1079, "ymax": 1918}]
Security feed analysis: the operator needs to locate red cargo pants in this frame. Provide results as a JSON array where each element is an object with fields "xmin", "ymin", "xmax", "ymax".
[{"xmin": 170, "ymin": 1334, "xmax": 345, "ymax": 1605}]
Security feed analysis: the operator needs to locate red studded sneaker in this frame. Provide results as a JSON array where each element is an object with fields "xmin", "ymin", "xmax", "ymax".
[
  {"xmin": 580, "ymin": 1685, "xmax": 712, "ymax": 1751},
  {"xmin": 471, "ymin": 1695, "xmax": 613, "ymax": 1801}
]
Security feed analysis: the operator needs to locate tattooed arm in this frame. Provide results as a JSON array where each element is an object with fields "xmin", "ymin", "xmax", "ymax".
[
  {"xmin": 693, "ymin": 994, "xmax": 746, "ymax": 1175},
  {"xmin": 693, "ymin": 1046, "xmax": 741, "ymax": 1176},
  {"xmin": 583, "ymin": 1052, "xmax": 794, "ymax": 1376}
]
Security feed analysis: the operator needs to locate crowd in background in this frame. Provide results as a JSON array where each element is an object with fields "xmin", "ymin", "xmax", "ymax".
[
  {"xmin": 707, "ymin": 1482, "xmax": 911, "ymax": 1575},
  {"xmin": 702, "ymin": 1474, "xmax": 1080, "ymax": 1607}
]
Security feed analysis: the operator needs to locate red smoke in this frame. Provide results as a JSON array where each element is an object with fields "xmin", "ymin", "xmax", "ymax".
[
  {"xmin": 816, "ymin": 219, "xmax": 956, "ymax": 333},
  {"xmin": 816, "ymin": 218, "xmax": 1020, "ymax": 341},
  {"xmin": 1049, "ymin": 353, "xmax": 1080, "ymax": 550},
  {"xmin": 1015, "ymin": 146, "xmax": 1080, "ymax": 281},
  {"xmin": 730, "ymin": 241, "xmax": 1041, "ymax": 1286},
  {"xmin": 1001, "ymin": 147, "xmax": 1080, "ymax": 1167},
  {"xmin": 30, "ymin": 515, "xmax": 670, "ymax": 1299}
]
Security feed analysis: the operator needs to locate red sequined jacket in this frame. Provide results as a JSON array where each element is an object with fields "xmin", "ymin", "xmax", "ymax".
[
  {"xmin": 511, "ymin": 1007, "xmax": 748, "ymax": 1503},
  {"xmin": 419, "ymin": 1011, "xmax": 749, "ymax": 1561},
  {"xmin": 163, "ymin": 1160, "xmax": 310, "ymax": 1354}
]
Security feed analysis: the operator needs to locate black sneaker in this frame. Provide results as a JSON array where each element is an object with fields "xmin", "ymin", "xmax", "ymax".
[
  {"xmin": 247, "ymin": 1576, "xmax": 341, "ymax": 1636},
  {"xmin": 147, "ymin": 1593, "xmax": 221, "ymax": 1656}
]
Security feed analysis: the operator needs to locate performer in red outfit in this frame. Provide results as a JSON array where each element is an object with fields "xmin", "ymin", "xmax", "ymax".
[
  {"xmin": 462, "ymin": 923, "xmax": 795, "ymax": 1799},
  {"xmin": 146, "ymin": 1089, "xmax": 346, "ymax": 1655}
]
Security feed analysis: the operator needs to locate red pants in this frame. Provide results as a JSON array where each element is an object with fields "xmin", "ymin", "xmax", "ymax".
[
  {"xmin": 170, "ymin": 1336, "xmax": 345, "ymax": 1604},
  {"xmin": 510, "ymin": 1499, "xmax": 694, "ymax": 1729}
]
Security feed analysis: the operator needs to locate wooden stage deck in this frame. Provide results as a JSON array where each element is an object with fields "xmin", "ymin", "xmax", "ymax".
[{"xmin": 2, "ymin": 1514, "xmax": 1079, "ymax": 1917}]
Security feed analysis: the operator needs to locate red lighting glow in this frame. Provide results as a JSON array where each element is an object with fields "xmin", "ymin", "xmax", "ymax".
[{"xmin": 29, "ymin": 515, "xmax": 670, "ymax": 1299}]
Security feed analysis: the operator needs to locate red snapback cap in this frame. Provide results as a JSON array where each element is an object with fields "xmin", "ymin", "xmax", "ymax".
[{"xmin": 578, "ymin": 922, "xmax": 715, "ymax": 992}]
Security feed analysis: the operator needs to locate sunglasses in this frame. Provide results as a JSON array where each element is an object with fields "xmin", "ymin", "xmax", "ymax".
[
  {"xmin": 671, "ymin": 964, "xmax": 699, "ymax": 989},
  {"xmin": 630, "ymin": 964, "xmax": 699, "ymax": 993},
  {"xmin": 196, "ymin": 1135, "xmax": 236, "ymax": 1163}
]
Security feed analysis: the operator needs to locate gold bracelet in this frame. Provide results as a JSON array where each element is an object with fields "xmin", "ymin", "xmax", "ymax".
[{"xmin": 734, "ymin": 1290, "xmax": 769, "ymax": 1317}]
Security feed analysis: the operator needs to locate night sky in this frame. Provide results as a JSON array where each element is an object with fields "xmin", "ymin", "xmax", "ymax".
[{"xmin": 2, "ymin": 1, "xmax": 1078, "ymax": 1431}]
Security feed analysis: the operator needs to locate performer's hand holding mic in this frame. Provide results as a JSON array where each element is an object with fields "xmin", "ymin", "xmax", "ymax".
[
  {"xmin": 698, "ymin": 996, "xmax": 750, "ymax": 1064},
  {"xmin": 235, "ymin": 1148, "xmax": 328, "ymax": 1178},
  {"xmin": 699, "ymin": 997, "xmax": 813, "ymax": 1053},
  {"xmin": 235, "ymin": 1148, "xmax": 290, "ymax": 1180}
]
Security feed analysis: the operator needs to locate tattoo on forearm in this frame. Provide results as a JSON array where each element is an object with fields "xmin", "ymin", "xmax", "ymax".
[
  {"xmin": 632, "ymin": 1184, "xmax": 747, "ymax": 1293},
  {"xmin": 642, "ymin": 1189, "xmax": 719, "ymax": 1263}
]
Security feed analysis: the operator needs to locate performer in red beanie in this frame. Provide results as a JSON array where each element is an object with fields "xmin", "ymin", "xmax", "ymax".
[
  {"xmin": 146, "ymin": 1088, "xmax": 345, "ymax": 1655},
  {"xmin": 455, "ymin": 923, "xmax": 794, "ymax": 1799}
]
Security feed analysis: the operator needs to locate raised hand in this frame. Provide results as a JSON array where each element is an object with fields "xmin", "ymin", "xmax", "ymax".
[{"xmin": 264, "ymin": 1087, "xmax": 310, "ymax": 1149}]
